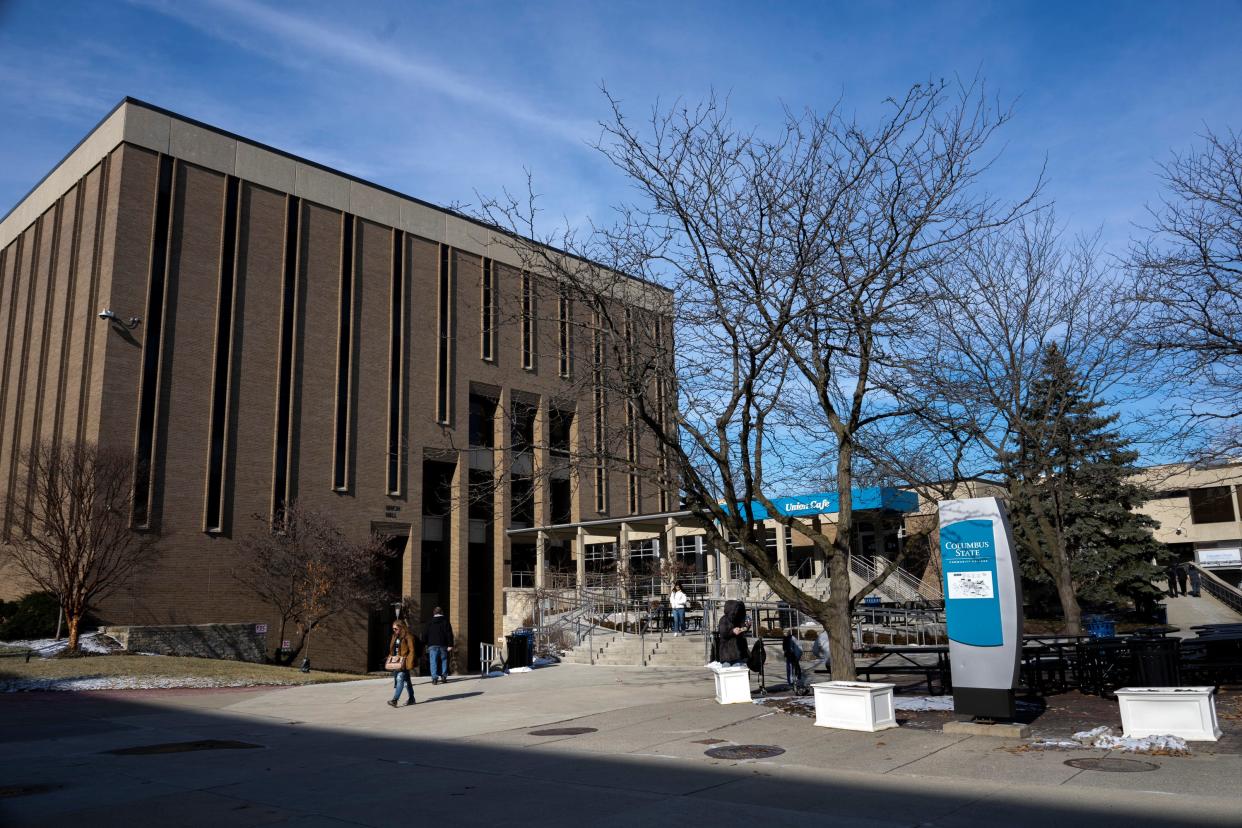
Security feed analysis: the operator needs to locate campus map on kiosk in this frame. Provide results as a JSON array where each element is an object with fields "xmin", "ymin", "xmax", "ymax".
[{"xmin": 946, "ymin": 571, "xmax": 994, "ymax": 600}]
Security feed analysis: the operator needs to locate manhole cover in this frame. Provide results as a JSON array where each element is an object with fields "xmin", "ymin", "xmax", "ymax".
[
  {"xmin": 105, "ymin": 739, "xmax": 264, "ymax": 756},
  {"xmin": 0, "ymin": 783, "xmax": 59, "ymax": 799},
  {"xmin": 528, "ymin": 727, "xmax": 598, "ymax": 736},
  {"xmin": 704, "ymin": 744, "xmax": 786, "ymax": 760},
  {"xmin": 1064, "ymin": 758, "xmax": 1159, "ymax": 773}
]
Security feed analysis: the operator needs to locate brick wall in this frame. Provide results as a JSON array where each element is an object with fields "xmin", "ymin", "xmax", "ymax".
[{"xmin": 101, "ymin": 622, "xmax": 268, "ymax": 663}]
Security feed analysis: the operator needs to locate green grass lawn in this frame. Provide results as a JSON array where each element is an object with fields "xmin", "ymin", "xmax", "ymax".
[{"xmin": 0, "ymin": 653, "xmax": 367, "ymax": 688}]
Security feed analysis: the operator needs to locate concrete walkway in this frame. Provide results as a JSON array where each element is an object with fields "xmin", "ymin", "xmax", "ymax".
[
  {"xmin": 1, "ymin": 664, "xmax": 1238, "ymax": 827},
  {"xmin": 1166, "ymin": 592, "xmax": 1242, "ymax": 635}
]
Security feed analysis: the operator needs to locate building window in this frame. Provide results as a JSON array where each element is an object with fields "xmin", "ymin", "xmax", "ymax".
[
  {"xmin": 204, "ymin": 175, "xmax": 240, "ymax": 532},
  {"xmin": 592, "ymin": 309, "xmax": 607, "ymax": 513},
  {"xmin": 436, "ymin": 245, "xmax": 452, "ymax": 424},
  {"xmin": 551, "ymin": 477, "xmax": 572, "ymax": 524},
  {"xmin": 654, "ymin": 315, "xmax": 669, "ymax": 511},
  {"xmin": 133, "ymin": 154, "xmax": 175, "ymax": 528},
  {"xmin": 1189, "ymin": 486, "xmax": 1236, "ymax": 524},
  {"xmin": 272, "ymin": 195, "xmax": 301, "ymax": 518},
  {"xmin": 387, "ymin": 230, "xmax": 405, "ymax": 496},
  {"xmin": 332, "ymin": 214, "xmax": 355, "ymax": 491},
  {"xmin": 549, "ymin": 409, "xmax": 573, "ymax": 457},
  {"xmin": 521, "ymin": 270, "xmax": 535, "ymax": 370},
  {"xmin": 558, "ymin": 287, "xmax": 572, "ymax": 377},
  {"xmin": 468, "ymin": 393, "xmax": 497, "ymax": 448},
  {"xmin": 511, "ymin": 401, "xmax": 536, "ymax": 453},
  {"xmin": 480, "ymin": 257, "xmax": 494, "ymax": 362},
  {"xmin": 511, "ymin": 475, "xmax": 534, "ymax": 528}
]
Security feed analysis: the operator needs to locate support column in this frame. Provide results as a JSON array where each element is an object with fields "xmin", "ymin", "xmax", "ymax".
[
  {"xmin": 618, "ymin": 522, "xmax": 632, "ymax": 598},
  {"xmin": 448, "ymin": 454, "xmax": 470, "ymax": 670},
  {"xmin": 492, "ymin": 389, "xmax": 510, "ymax": 647},
  {"xmin": 664, "ymin": 518, "xmax": 678, "ymax": 593},
  {"xmin": 536, "ymin": 530, "xmax": 548, "ymax": 590},
  {"xmin": 575, "ymin": 526, "xmax": 587, "ymax": 591},
  {"xmin": 704, "ymin": 536, "xmax": 719, "ymax": 597},
  {"xmin": 775, "ymin": 521, "xmax": 790, "ymax": 577}
]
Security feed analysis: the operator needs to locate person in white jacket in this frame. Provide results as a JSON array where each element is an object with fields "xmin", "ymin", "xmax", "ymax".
[{"xmin": 669, "ymin": 583, "xmax": 689, "ymax": 636}]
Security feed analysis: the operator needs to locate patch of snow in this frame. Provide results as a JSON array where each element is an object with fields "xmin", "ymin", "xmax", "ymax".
[
  {"xmin": 532, "ymin": 656, "xmax": 559, "ymax": 667},
  {"xmin": 752, "ymin": 696, "xmax": 815, "ymax": 708},
  {"xmin": 893, "ymin": 695, "xmax": 955, "ymax": 712},
  {"xmin": 1, "ymin": 632, "xmax": 118, "ymax": 657},
  {"xmin": 1, "ymin": 675, "xmax": 264, "ymax": 692},
  {"xmin": 1070, "ymin": 725, "xmax": 1190, "ymax": 754},
  {"xmin": 508, "ymin": 666, "xmax": 534, "ymax": 673},
  {"xmin": 484, "ymin": 670, "xmax": 506, "ymax": 678}
]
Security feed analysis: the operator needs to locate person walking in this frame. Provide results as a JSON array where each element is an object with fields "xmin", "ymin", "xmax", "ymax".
[
  {"xmin": 424, "ymin": 607, "xmax": 455, "ymax": 685},
  {"xmin": 782, "ymin": 630, "xmax": 804, "ymax": 689},
  {"xmin": 716, "ymin": 600, "xmax": 750, "ymax": 665},
  {"xmin": 811, "ymin": 628, "xmax": 832, "ymax": 676},
  {"xmin": 386, "ymin": 620, "xmax": 416, "ymax": 707},
  {"xmin": 669, "ymin": 583, "xmax": 688, "ymax": 636},
  {"xmin": 1176, "ymin": 562, "xmax": 1190, "ymax": 597},
  {"xmin": 1166, "ymin": 564, "xmax": 1180, "ymax": 598},
  {"xmin": 1189, "ymin": 564, "xmax": 1202, "ymax": 598}
]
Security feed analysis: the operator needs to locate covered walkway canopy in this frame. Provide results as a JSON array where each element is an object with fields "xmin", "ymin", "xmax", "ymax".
[{"xmin": 506, "ymin": 487, "xmax": 918, "ymax": 592}]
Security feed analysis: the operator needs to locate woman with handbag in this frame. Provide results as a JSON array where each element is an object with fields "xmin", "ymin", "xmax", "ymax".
[{"xmin": 386, "ymin": 620, "xmax": 416, "ymax": 707}]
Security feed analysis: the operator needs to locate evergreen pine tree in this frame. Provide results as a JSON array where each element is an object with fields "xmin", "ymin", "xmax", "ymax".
[{"xmin": 1003, "ymin": 344, "xmax": 1167, "ymax": 629}]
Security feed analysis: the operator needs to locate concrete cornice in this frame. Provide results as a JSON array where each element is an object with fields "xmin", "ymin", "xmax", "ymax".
[{"xmin": 1, "ymin": 97, "xmax": 671, "ymax": 311}]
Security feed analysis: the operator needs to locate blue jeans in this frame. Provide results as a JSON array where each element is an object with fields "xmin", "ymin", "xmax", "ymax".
[
  {"xmin": 391, "ymin": 669, "xmax": 413, "ymax": 702},
  {"xmin": 786, "ymin": 659, "xmax": 802, "ymax": 687},
  {"xmin": 428, "ymin": 645, "xmax": 448, "ymax": 680},
  {"xmin": 672, "ymin": 608, "xmax": 686, "ymax": 633}
]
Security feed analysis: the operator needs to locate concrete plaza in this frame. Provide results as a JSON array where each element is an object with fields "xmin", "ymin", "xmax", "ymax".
[{"xmin": 1, "ymin": 664, "xmax": 1239, "ymax": 827}]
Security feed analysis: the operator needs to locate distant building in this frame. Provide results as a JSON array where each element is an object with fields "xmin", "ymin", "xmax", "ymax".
[
  {"xmin": 0, "ymin": 99, "xmax": 672, "ymax": 670},
  {"xmin": 1135, "ymin": 462, "xmax": 1242, "ymax": 582}
]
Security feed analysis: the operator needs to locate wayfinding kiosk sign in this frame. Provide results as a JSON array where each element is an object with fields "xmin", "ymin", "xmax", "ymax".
[{"xmin": 938, "ymin": 497, "xmax": 1024, "ymax": 720}]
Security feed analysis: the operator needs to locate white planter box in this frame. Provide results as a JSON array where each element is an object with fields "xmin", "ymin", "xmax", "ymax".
[
  {"xmin": 1115, "ymin": 687, "xmax": 1222, "ymax": 742},
  {"xmin": 709, "ymin": 663, "xmax": 752, "ymax": 704},
  {"xmin": 813, "ymin": 681, "xmax": 898, "ymax": 732}
]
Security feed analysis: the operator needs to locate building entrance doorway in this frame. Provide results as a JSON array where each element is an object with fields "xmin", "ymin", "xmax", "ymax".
[{"xmin": 366, "ymin": 534, "xmax": 407, "ymax": 672}]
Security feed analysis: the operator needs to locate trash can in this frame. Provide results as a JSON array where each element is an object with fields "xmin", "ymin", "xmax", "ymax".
[
  {"xmin": 514, "ymin": 627, "xmax": 535, "ymax": 664},
  {"xmin": 506, "ymin": 633, "xmax": 532, "ymax": 669},
  {"xmin": 1085, "ymin": 614, "xmax": 1116, "ymax": 638},
  {"xmin": 1131, "ymin": 636, "xmax": 1181, "ymax": 686}
]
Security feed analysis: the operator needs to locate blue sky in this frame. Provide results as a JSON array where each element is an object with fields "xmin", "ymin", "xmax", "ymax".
[{"xmin": 3, "ymin": 0, "xmax": 1242, "ymax": 255}]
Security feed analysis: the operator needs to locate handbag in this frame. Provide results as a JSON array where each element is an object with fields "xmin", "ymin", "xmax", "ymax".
[{"xmin": 385, "ymin": 654, "xmax": 405, "ymax": 671}]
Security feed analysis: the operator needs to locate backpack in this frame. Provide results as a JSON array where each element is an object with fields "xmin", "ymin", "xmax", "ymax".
[{"xmin": 747, "ymin": 637, "xmax": 767, "ymax": 673}]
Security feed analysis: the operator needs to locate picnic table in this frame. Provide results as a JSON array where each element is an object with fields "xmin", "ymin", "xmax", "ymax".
[{"xmin": 854, "ymin": 645, "xmax": 951, "ymax": 695}]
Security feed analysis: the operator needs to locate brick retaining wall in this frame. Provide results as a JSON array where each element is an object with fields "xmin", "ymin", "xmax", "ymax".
[{"xmin": 100, "ymin": 622, "xmax": 268, "ymax": 663}]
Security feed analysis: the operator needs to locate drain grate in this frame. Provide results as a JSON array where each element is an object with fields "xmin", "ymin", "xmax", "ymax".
[
  {"xmin": 705, "ymin": 744, "xmax": 786, "ymax": 760},
  {"xmin": 0, "ymin": 783, "xmax": 60, "ymax": 799},
  {"xmin": 1064, "ymin": 757, "xmax": 1159, "ymax": 773},
  {"xmin": 105, "ymin": 739, "xmax": 264, "ymax": 756},
  {"xmin": 528, "ymin": 727, "xmax": 598, "ymax": 737}
]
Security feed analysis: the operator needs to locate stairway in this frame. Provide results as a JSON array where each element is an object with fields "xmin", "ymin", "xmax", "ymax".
[{"xmin": 560, "ymin": 632, "xmax": 707, "ymax": 667}]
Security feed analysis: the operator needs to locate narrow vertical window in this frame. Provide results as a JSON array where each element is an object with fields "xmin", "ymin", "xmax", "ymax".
[
  {"xmin": 132, "ymin": 154, "xmax": 175, "ymax": 528},
  {"xmin": 592, "ymin": 308, "xmax": 606, "ymax": 513},
  {"xmin": 558, "ymin": 287, "xmax": 572, "ymax": 378},
  {"xmin": 204, "ymin": 175, "xmax": 240, "ymax": 532},
  {"xmin": 521, "ymin": 269, "xmax": 534, "ymax": 370},
  {"xmin": 480, "ymin": 257, "xmax": 494, "ymax": 362},
  {"xmin": 654, "ymin": 315, "xmax": 668, "ymax": 512},
  {"xmin": 436, "ymin": 244, "xmax": 452, "ymax": 424},
  {"xmin": 332, "ymin": 214, "xmax": 355, "ymax": 491},
  {"xmin": 387, "ymin": 229, "xmax": 404, "ymax": 495},
  {"xmin": 272, "ymin": 196, "xmax": 300, "ymax": 518},
  {"xmin": 624, "ymin": 308, "xmax": 638, "ymax": 513}
]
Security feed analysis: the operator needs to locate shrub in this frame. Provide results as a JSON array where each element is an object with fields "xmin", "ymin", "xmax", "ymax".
[{"xmin": 0, "ymin": 591, "xmax": 61, "ymax": 640}]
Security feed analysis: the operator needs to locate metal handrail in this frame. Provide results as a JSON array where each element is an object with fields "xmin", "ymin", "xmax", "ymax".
[{"xmin": 1190, "ymin": 563, "xmax": 1242, "ymax": 615}]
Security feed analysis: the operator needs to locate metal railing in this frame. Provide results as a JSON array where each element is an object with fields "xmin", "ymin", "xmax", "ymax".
[{"xmin": 1191, "ymin": 563, "xmax": 1242, "ymax": 615}]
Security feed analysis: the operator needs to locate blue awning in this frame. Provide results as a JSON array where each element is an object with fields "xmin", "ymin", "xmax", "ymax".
[{"xmin": 727, "ymin": 487, "xmax": 918, "ymax": 522}]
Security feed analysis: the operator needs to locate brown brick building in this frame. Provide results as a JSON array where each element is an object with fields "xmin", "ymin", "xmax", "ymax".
[{"xmin": 0, "ymin": 99, "xmax": 672, "ymax": 671}]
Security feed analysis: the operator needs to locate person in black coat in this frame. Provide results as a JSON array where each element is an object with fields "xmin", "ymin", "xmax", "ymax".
[
  {"xmin": 424, "ymin": 608, "xmax": 455, "ymax": 685},
  {"xmin": 716, "ymin": 600, "xmax": 751, "ymax": 664},
  {"xmin": 1175, "ymin": 563, "xmax": 1190, "ymax": 596}
]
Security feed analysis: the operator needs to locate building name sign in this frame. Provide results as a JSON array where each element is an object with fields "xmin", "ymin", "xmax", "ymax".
[
  {"xmin": 1198, "ymin": 548, "xmax": 1241, "ymax": 567},
  {"xmin": 726, "ymin": 487, "xmax": 919, "ymax": 521}
]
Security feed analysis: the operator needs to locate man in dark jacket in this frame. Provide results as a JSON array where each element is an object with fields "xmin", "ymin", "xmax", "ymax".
[
  {"xmin": 716, "ymin": 600, "xmax": 750, "ymax": 664},
  {"xmin": 424, "ymin": 607, "xmax": 455, "ymax": 685}
]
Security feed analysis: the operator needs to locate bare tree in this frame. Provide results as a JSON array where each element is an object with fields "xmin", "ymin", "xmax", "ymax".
[
  {"xmin": 235, "ymin": 502, "xmax": 393, "ymax": 666},
  {"xmin": 1131, "ymin": 128, "xmax": 1242, "ymax": 461},
  {"xmin": 4, "ymin": 441, "xmax": 160, "ymax": 652},
  {"xmin": 481, "ymin": 80, "xmax": 1037, "ymax": 677},
  {"xmin": 913, "ymin": 215, "xmax": 1148, "ymax": 632}
]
